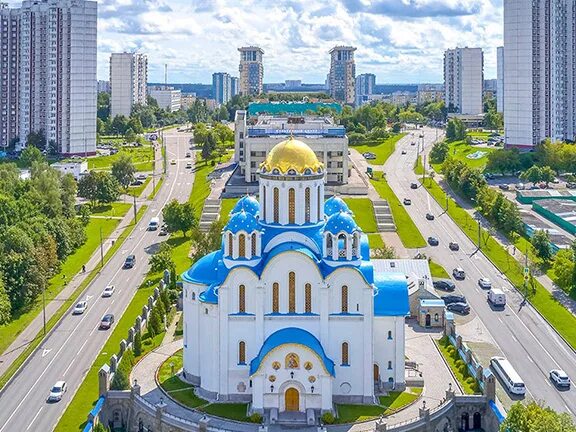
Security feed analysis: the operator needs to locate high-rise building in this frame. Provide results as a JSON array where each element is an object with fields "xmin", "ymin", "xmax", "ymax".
[
  {"xmin": 97, "ymin": 80, "xmax": 110, "ymax": 94},
  {"xmin": 212, "ymin": 72, "xmax": 232, "ymax": 105},
  {"xmin": 110, "ymin": 52, "xmax": 148, "ymax": 118},
  {"xmin": 355, "ymin": 73, "xmax": 375, "ymax": 106},
  {"xmin": 444, "ymin": 47, "xmax": 484, "ymax": 115},
  {"xmin": 148, "ymin": 86, "xmax": 181, "ymax": 112},
  {"xmin": 0, "ymin": 4, "xmax": 20, "ymax": 149},
  {"xmin": 496, "ymin": 47, "xmax": 504, "ymax": 113},
  {"xmin": 238, "ymin": 46, "xmax": 264, "ymax": 96},
  {"xmin": 503, "ymin": 0, "xmax": 576, "ymax": 148},
  {"xmin": 329, "ymin": 46, "xmax": 356, "ymax": 104},
  {"xmin": 230, "ymin": 76, "xmax": 239, "ymax": 98}
]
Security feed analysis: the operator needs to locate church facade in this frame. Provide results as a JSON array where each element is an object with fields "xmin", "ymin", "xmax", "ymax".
[{"xmin": 181, "ymin": 138, "xmax": 409, "ymax": 415}]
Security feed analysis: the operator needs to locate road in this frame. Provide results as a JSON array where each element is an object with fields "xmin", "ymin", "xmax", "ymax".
[
  {"xmin": 385, "ymin": 127, "xmax": 576, "ymax": 416},
  {"xmin": 0, "ymin": 129, "xmax": 195, "ymax": 432}
]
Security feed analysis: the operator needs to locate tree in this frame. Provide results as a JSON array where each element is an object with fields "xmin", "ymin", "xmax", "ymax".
[
  {"xmin": 190, "ymin": 220, "xmax": 224, "ymax": 262},
  {"xmin": 520, "ymin": 166, "xmax": 544, "ymax": 184},
  {"xmin": 111, "ymin": 154, "xmax": 136, "ymax": 189},
  {"xmin": 93, "ymin": 423, "xmax": 110, "ymax": 432},
  {"xmin": 531, "ymin": 230, "xmax": 553, "ymax": 262},
  {"xmin": 26, "ymin": 130, "xmax": 46, "ymax": 149},
  {"xmin": 540, "ymin": 166, "xmax": 556, "ymax": 186},
  {"xmin": 160, "ymin": 288, "xmax": 171, "ymax": 313},
  {"xmin": 500, "ymin": 401, "xmax": 576, "ymax": 432},
  {"xmin": 484, "ymin": 110, "xmax": 503, "ymax": 130},
  {"xmin": 20, "ymin": 146, "xmax": 45, "ymax": 167},
  {"xmin": 110, "ymin": 115, "xmax": 129, "ymax": 136},
  {"xmin": 0, "ymin": 277, "xmax": 11, "ymax": 325},
  {"xmin": 127, "ymin": 116, "xmax": 144, "ymax": 134},
  {"xmin": 124, "ymin": 127, "xmax": 136, "ymax": 143},
  {"xmin": 445, "ymin": 118, "xmax": 466, "ymax": 141},
  {"xmin": 373, "ymin": 244, "xmax": 396, "ymax": 259},
  {"xmin": 572, "ymin": 240, "xmax": 576, "ymax": 291},
  {"xmin": 162, "ymin": 200, "xmax": 196, "ymax": 236},
  {"xmin": 201, "ymin": 131, "xmax": 217, "ymax": 162},
  {"xmin": 429, "ymin": 141, "xmax": 449, "ymax": 164},
  {"xmin": 147, "ymin": 306, "xmax": 163, "ymax": 337},
  {"xmin": 110, "ymin": 361, "xmax": 129, "ymax": 390},
  {"xmin": 551, "ymin": 249, "xmax": 574, "ymax": 292},
  {"xmin": 77, "ymin": 171, "xmax": 120, "ymax": 205},
  {"xmin": 97, "ymin": 92, "xmax": 111, "ymax": 122},
  {"xmin": 486, "ymin": 149, "xmax": 521, "ymax": 175},
  {"xmin": 133, "ymin": 330, "xmax": 142, "ymax": 356},
  {"xmin": 77, "ymin": 172, "xmax": 99, "ymax": 205},
  {"xmin": 149, "ymin": 243, "xmax": 175, "ymax": 273}
]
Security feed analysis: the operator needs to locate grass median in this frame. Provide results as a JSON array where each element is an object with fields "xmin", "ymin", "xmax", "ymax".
[
  {"xmin": 436, "ymin": 336, "xmax": 481, "ymax": 395},
  {"xmin": 350, "ymin": 133, "xmax": 406, "ymax": 165},
  {"xmin": 147, "ymin": 176, "xmax": 164, "ymax": 200}
]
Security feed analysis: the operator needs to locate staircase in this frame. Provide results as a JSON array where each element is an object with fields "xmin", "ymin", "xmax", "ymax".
[
  {"xmin": 199, "ymin": 199, "xmax": 220, "ymax": 231},
  {"xmin": 373, "ymin": 200, "xmax": 396, "ymax": 232}
]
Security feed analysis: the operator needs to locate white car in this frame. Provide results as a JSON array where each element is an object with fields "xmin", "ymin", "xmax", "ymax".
[
  {"xmin": 549, "ymin": 369, "xmax": 571, "ymax": 387},
  {"xmin": 478, "ymin": 277, "xmax": 492, "ymax": 289},
  {"xmin": 186, "ymin": 162, "xmax": 192, "ymax": 169},
  {"xmin": 102, "ymin": 285, "xmax": 115, "ymax": 297},
  {"xmin": 48, "ymin": 381, "xmax": 67, "ymax": 402},
  {"xmin": 72, "ymin": 301, "xmax": 87, "ymax": 315}
]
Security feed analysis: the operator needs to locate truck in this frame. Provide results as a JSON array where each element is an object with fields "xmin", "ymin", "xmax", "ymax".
[{"xmin": 488, "ymin": 288, "xmax": 506, "ymax": 307}]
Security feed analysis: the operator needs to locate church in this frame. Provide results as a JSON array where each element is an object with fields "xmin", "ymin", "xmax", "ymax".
[{"xmin": 181, "ymin": 137, "xmax": 409, "ymax": 417}]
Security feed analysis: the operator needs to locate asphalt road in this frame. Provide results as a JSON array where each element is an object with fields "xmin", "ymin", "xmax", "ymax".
[
  {"xmin": 0, "ymin": 129, "xmax": 195, "ymax": 432},
  {"xmin": 386, "ymin": 127, "xmax": 576, "ymax": 416}
]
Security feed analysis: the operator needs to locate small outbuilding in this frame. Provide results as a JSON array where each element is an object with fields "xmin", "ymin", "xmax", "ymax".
[{"xmin": 419, "ymin": 299, "xmax": 446, "ymax": 328}]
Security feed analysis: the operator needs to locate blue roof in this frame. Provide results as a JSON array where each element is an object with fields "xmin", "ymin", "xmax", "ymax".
[
  {"xmin": 420, "ymin": 299, "xmax": 445, "ymax": 308},
  {"xmin": 199, "ymin": 283, "xmax": 219, "ymax": 304},
  {"xmin": 89, "ymin": 396, "xmax": 106, "ymax": 418},
  {"xmin": 231, "ymin": 196, "xmax": 260, "ymax": 217},
  {"xmin": 182, "ymin": 251, "xmax": 222, "ymax": 285},
  {"xmin": 250, "ymin": 328, "xmax": 335, "ymax": 376},
  {"xmin": 324, "ymin": 196, "xmax": 352, "ymax": 217},
  {"xmin": 224, "ymin": 210, "xmax": 259, "ymax": 234},
  {"xmin": 324, "ymin": 211, "xmax": 360, "ymax": 234},
  {"xmin": 373, "ymin": 272, "xmax": 410, "ymax": 316},
  {"xmin": 489, "ymin": 399, "xmax": 506, "ymax": 423}
]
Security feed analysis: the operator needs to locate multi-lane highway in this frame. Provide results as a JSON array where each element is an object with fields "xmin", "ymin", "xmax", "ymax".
[
  {"xmin": 386, "ymin": 127, "xmax": 576, "ymax": 416},
  {"xmin": 0, "ymin": 129, "xmax": 195, "ymax": 431}
]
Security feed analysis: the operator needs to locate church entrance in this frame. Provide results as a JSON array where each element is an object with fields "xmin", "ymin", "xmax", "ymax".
[
  {"xmin": 285, "ymin": 387, "xmax": 299, "ymax": 411},
  {"xmin": 425, "ymin": 314, "xmax": 431, "ymax": 327},
  {"xmin": 373, "ymin": 364, "xmax": 380, "ymax": 382}
]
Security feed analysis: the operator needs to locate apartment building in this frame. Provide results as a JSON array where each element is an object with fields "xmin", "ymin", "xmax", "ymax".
[
  {"xmin": 212, "ymin": 72, "xmax": 235, "ymax": 105},
  {"xmin": 148, "ymin": 86, "xmax": 181, "ymax": 112},
  {"xmin": 496, "ymin": 47, "xmax": 504, "ymax": 113},
  {"xmin": 504, "ymin": 0, "xmax": 576, "ymax": 148},
  {"xmin": 417, "ymin": 84, "xmax": 444, "ymax": 105},
  {"xmin": 444, "ymin": 47, "xmax": 484, "ymax": 115},
  {"xmin": 329, "ymin": 46, "xmax": 356, "ymax": 104},
  {"xmin": 0, "ymin": 4, "xmax": 20, "ymax": 149},
  {"xmin": 355, "ymin": 73, "xmax": 375, "ymax": 107},
  {"xmin": 110, "ymin": 52, "xmax": 148, "ymax": 118},
  {"xmin": 238, "ymin": 46, "xmax": 264, "ymax": 96}
]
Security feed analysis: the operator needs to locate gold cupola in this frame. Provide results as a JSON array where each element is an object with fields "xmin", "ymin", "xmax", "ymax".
[{"xmin": 259, "ymin": 137, "xmax": 324, "ymax": 175}]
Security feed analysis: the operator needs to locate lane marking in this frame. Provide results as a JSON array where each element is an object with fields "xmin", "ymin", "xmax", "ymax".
[
  {"xmin": 63, "ymin": 358, "xmax": 76, "ymax": 376},
  {"xmin": 42, "ymin": 349, "xmax": 52, "ymax": 358},
  {"xmin": 76, "ymin": 340, "xmax": 88, "ymax": 356},
  {"xmin": 26, "ymin": 407, "xmax": 43, "ymax": 431}
]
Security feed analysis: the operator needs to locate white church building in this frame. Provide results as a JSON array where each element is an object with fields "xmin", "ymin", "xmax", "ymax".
[{"xmin": 181, "ymin": 137, "xmax": 409, "ymax": 416}]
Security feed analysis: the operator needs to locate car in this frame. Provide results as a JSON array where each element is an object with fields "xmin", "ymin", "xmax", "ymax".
[
  {"xmin": 102, "ymin": 285, "xmax": 115, "ymax": 297},
  {"xmin": 186, "ymin": 162, "xmax": 192, "ymax": 169},
  {"xmin": 549, "ymin": 369, "xmax": 571, "ymax": 388},
  {"xmin": 446, "ymin": 302, "xmax": 470, "ymax": 314},
  {"xmin": 498, "ymin": 184, "xmax": 510, "ymax": 191},
  {"xmin": 566, "ymin": 182, "xmax": 576, "ymax": 189},
  {"xmin": 403, "ymin": 198, "xmax": 411, "ymax": 205},
  {"xmin": 441, "ymin": 295, "xmax": 467, "ymax": 305},
  {"xmin": 185, "ymin": 152, "xmax": 191, "ymax": 158},
  {"xmin": 100, "ymin": 313, "xmax": 115, "ymax": 330},
  {"xmin": 453, "ymin": 267, "xmax": 466, "ymax": 279},
  {"xmin": 363, "ymin": 152, "xmax": 376, "ymax": 160},
  {"xmin": 516, "ymin": 183, "xmax": 526, "ymax": 190},
  {"xmin": 478, "ymin": 277, "xmax": 492, "ymax": 289},
  {"xmin": 136, "ymin": 173, "xmax": 147, "ymax": 180},
  {"xmin": 433, "ymin": 279, "xmax": 456, "ymax": 291},
  {"xmin": 170, "ymin": 159, "xmax": 176, "ymax": 165},
  {"xmin": 131, "ymin": 179, "xmax": 143, "ymax": 186},
  {"xmin": 426, "ymin": 213, "xmax": 435, "ymax": 220},
  {"xmin": 123, "ymin": 254, "xmax": 136, "ymax": 269},
  {"xmin": 449, "ymin": 242, "xmax": 460, "ymax": 251},
  {"xmin": 411, "ymin": 142, "xmax": 416, "ymax": 146},
  {"xmin": 48, "ymin": 381, "xmax": 67, "ymax": 402},
  {"xmin": 428, "ymin": 236, "xmax": 439, "ymax": 246},
  {"xmin": 538, "ymin": 182, "xmax": 548, "ymax": 189},
  {"xmin": 72, "ymin": 301, "xmax": 87, "ymax": 315},
  {"xmin": 401, "ymin": 150, "xmax": 407, "ymax": 155},
  {"xmin": 159, "ymin": 225, "xmax": 168, "ymax": 236},
  {"xmin": 410, "ymin": 182, "xmax": 418, "ymax": 189}
]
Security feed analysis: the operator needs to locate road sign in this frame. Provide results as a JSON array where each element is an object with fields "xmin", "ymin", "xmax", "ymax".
[{"xmin": 523, "ymin": 267, "xmax": 529, "ymax": 276}]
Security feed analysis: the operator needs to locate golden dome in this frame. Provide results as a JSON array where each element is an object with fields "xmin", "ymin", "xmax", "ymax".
[{"xmin": 260, "ymin": 137, "xmax": 324, "ymax": 175}]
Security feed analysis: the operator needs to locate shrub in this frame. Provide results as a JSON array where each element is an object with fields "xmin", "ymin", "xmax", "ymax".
[
  {"xmin": 466, "ymin": 377, "xmax": 476, "ymax": 384},
  {"xmin": 133, "ymin": 330, "xmax": 142, "ymax": 357},
  {"xmin": 454, "ymin": 359, "xmax": 464, "ymax": 368},
  {"xmin": 123, "ymin": 348, "xmax": 135, "ymax": 367},
  {"xmin": 321, "ymin": 412, "xmax": 335, "ymax": 424},
  {"xmin": 110, "ymin": 363, "xmax": 129, "ymax": 390},
  {"xmin": 249, "ymin": 413, "xmax": 262, "ymax": 423},
  {"xmin": 147, "ymin": 307, "xmax": 162, "ymax": 338}
]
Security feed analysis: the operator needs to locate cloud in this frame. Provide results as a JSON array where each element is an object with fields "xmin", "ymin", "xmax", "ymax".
[{"xmin": 339, "ymin": 0, "xmax": 482, "ymax": 17}]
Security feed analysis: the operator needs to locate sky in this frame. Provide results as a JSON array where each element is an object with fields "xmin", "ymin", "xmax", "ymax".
[{"xmin": 10, "ymin": 0, "xmax": 504, "ymax": 84}]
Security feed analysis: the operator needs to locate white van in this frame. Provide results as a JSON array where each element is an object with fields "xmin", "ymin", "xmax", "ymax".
[
  {"xmin": 488, "ymin": 288, "xmax": 506, "ymax": 306},
  {"xmin": 148, "ymin": 217, "xmax": 160, "ymax": 231}
]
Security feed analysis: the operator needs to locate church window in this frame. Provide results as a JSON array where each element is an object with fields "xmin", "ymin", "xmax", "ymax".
[
  {"xmin": 238, "ymin": 234, "xmax": 246, "ymax": 258},
  {"xmin": 341, "ymin": 342, "xmax": 349, "ymax": 366},
  {"xmin": 228, "ymin": 233, "xmax": 233, "ymax": 256},
  {"xmin": 262, "ymin": 186, "xmax": 266, "ymax": 219},
  {"xmin": 272, "ymin": 283, "xmax": 279, "ymax": 313},
  {"xmin": 288, "ymin": 272, "xmax": 296, "ymax": 313},
  {"xmin": 285, "ymin": 353, "xmax": 299, "ymax": 369},
  {"xmin": 191, "ymin": 292, "xmax": 196, "ymax": 300},
  {"xmin": 273, "ymin": 188, "xmax": 279, "ymax": 223},
  {"xmin": 341, "ymin": 285, "xmax": 348, "ymax": 313},
  {"xmin": 288, "ymin": 188, "xmax": 295, "ymax": 224},
  {"xmin": 251, "ymin": 233, "xmax": 257, "ymax": 256},
  {"xmin": 326, "ymin": 234, "xmax": 333, "ymax": 252},
  {"xmin": 388, "ymin": 361, "xmax": 392, "ymax": 370},
  {"xmin": 305, "ymin": 283, "xmax": 312, "ymax": 313},
  {"xmin": 238, "ymin": 341, "xmax": 246, "ymax": 364},
  {"xmin": 239, "ymin": 285, "xmax": 245, "ymax": 313},
  {"xmin": 388, "ymin": 330, "xmax": 393, "ymax": 340},
  {"xmin": 305, "ymin": 187, "xmax": 310, "ymax": 223},
  {"xmin": 338, "ymin": 234, "xmax": 347, "ymax": 258}
]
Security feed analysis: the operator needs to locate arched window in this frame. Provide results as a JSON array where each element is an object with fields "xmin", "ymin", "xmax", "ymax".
[
  {"xmin": 341, "ymin": 285, "xmax": 348, "ymax": 313},
  {"xmin": 352, "ymin": 233, "xmax": 359, "ymax": 257},
  {"xmin": 387, "ymin": 361, "xmax": 392, "ymax": 370},
  {"xmin": 288, "ymin": 271, "xmax": 296, "ymax": 313},
  {"xmin": 341, "ymin": 342, "xmax": 349, "ymax": 366},
  {"xmin": 305, "ymin": 283, "xmax": 312, "ymax": 313},
  {"xmin": 238, "ymin": 234, "xmax": 246, "ymax": 258},
  {"xmin": 272, "ymin": 283, "xmax": 279, "ymax": 313},
  {"xmin": 262, "ymin": 185, "xmax": 266, "ymax": 220},
  {"xmin": 273, "ymin": 188, "xmax": 279, "ymax": 223},
  {"xmin": 326, "ymin": 234, "xmax": 333, "ymax": 251},
  {"xmin": 238, "ymin": 341, "xmax": 246, "ymax": 364},
  {"xmin": 239, "ymin": 285, "xmax": 245, "ymax": 313},
  {"xmin": 338, "ymin": 233, "xmax": 347, "ymax": 258},
  {"xmin": 305, "ymin": 187, "xmax": 310, "ymax": 223},
  {"xmin": 228, "ymin": 233, "xmax": 233, "ymax": 256},
  {"xmin": 285, "ymin": 352, "xmax": 299, "ymax": 369},
  {"xmin": 191, "ymin": 292, "xmax": 196, "ymax": 300},
  {"xmin": 387, "ymin": 330, "xmax": 393, "ymax": 340},
  {"xmin": 288, "ymin": 188, "xmax": 295, "ymax": 224},
  {"xmin": 251, "ymin": 233, "xmax": 257, "ymax": 256}
]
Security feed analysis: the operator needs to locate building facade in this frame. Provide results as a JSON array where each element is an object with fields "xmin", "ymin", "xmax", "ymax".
[
  {"xmin": 355, "ymin": 73, "xmax": 375, "ymax": 107},
  {"xmin": 503, "ymin": 0, "xmax": 576, "ymax": 148},
  {"xmin": 148, "ymin": 86, "xmax": 181, "ymax": 112},
  {"xmin": 234, "ymin": 111, "xmax": 349, "ymax": 184},
  {"xmin": 212, "ymin": 72, "xmax": 232, "ymax": 105},
  {"xmin": 110, "ymin": 52, "xmax": 148, "ymax": 118},
  {"xmin": 443, "ymin": 47, "xmax": 484, "ymax": 115},
  {"xmin": 238, "ymin": 46, "xmax": 264, "ymax": 96},
  {"xmin": 182, "ymin": 139, "xmax": 408, "ymax": 416},
  {"xmin": 496, "ymin": 47, "xmax": 504, "ymax": 113},
  {"xmin": 417, "ymin": 84, "xmax": 444, "ymax": 105},
  {"xmin": 0, "ymin": 3, "xmax": 20, "ymax": 149},
  {"xmin": 329, "ymin": 46, "xmax": 356, "ymax": 104}
]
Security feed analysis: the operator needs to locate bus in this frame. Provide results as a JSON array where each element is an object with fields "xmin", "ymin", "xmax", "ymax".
[{"xmin": 490, "ymin": 356, "xmax": 526, "ymax": 395}]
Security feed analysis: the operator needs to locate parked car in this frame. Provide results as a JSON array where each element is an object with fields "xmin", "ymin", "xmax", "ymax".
[
  {"xmin": 123, "ymin": 254, "xmax": 136, "ymax": 269},
  {"xmin": 131, "ymin": 179, "xmax": 143, "ymax": 186},
  {"xmin": 72, "ymin": 301, "xmax": 87, "ymax": 315},
  {"xmin": 449, "ymin": 242, "xmax": 460, "ymax": 251},
  {"xmin": 478, "ymin": 277, "xmax": 492, "ymax": 289},
  {"xmin": 433, "ymin": 280, "xmax": 456, "ymax": 291},
  {"xmin": 426, "ymin": 213, "xmax": 435, "ymax": 220},
  {"xmin": 102, "ymin": 285, "xmax": 115, "ymax": 297},
  {"xmin": 100, "ymin": 313, "xmax": 115, "ymax": 330},
  {"xmin": 567, "ymin": 182, "xmax": 576, "ymax": 189},
  {"xmin": 428, "ymin": 236, "xmax": 439, "ymax": 246},
  {"xmin": 159, "ymin": 225, "xmax": 169, "ymax": 236},
  {"xmin": 453, "ymin": 267, "xmax": 466, "ymax": 280},
  {"xmin": 48, "ymin": 381, "xmax": 67, "ymax": 402},
  {"xmin": 136, "ymin": 173, "xmax": 147, "ymax": 180},
  {"xmin": 441, "ymin": 295, "xmax": 467, "ymax": 305},
  {"xmin": 403, "ymin": 198, "xmax": 412, "ymax": 205},
  {"xmin": 499, "ymin": 184, "xmax": 510, "ymax": 191},
  {"xmin": 410, "ymin": 182, "xmax": 418, "ymax": 189},
  {"xmin": 186, "ymin": 162, "xmax": 192, "ymax": 169},
  {"xmin": 516, "ymin": 183, "xmax": 526, "ymax": 190},
  {"xmin": 446, "ymin": 302, "xmax": 470, "ymax": 314},
  {"xmin": 363, "ymin": 152, "xmax": 376, "ymax": 160},
  {"xmin": 549, "ymin": 369, "xmax": 571, "ymax": 388}
]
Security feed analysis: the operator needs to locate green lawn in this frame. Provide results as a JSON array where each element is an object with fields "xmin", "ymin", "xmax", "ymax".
[
  {"xmin": 379, "ymin": 387, "xmax": 422, "ymax": 413},
  {"xmin": 343, "ymin": 198, "xmax": 378, "ymax": 233},
  {"xmin": 431, "ymin": 140, "xmax": 497, "ymax": 173},
  {"xmin": 436, "ymin": 336, "xmax": 481, "ymax": 395},
  {"xmin": 466, "ymin": 131, "xmax": 492, "ymax": 140},
  {"xmin": 368, "ymin": 233, "xmax": 385, "ymax": 249},
  {"xmin": 200, "ymin": 403, "xmax": 249, "ymax": 421},
  {"xmin": 429, "ymin": 260, "xmax": 450, "ymax": 278},
  {"xmin": 335, "ymin": 388, "xmax": 421, "ymax": 423},
  {"xmin": 219, "ymin": 198, "xmax": 240, "ymax": 223},
  {"xmin": 89, "ymin": 144, "xmax": 155, "ymax": 172},
  {"xmin": 350, "ymin": 133, "xmax": 406, "ymax": 165},
  {"xmin": 414, "ymin": 156, "xmax": 424, "ymax": 175},
  {"xmin": 127, "ymin": 177, "xmax": 151, "ymax": 198},
  {"xmin": 91, "ymin": 202, "xmax": 132, "ymax": 218},
  {"xmin": 157, "ymin": 349, "xmax": 208, "ymax": 408},
  {"xmin": 189, "ymin": 153, "xmax": 233, "ymax": 220},
  {"xmin": 370, "ymin": 172, "xmax": 426, "ymax": 248}
]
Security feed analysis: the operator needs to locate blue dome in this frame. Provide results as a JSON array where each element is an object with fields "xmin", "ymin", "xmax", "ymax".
[
  {"xmin": 231, "ymin": 195, "xmax": 260, "ymax": 217},
  {"xmin": 324, "ymin": 196, "xmax": 352, "ymax": 217},
  {"xmin": 324, "ymin": 211, "xmax": 360, "ymax": 234},
  {"xmin": 182, "ymin": 251, "xmax": 221, "ymax": 285},
  {"xmin": 225, "ymin": 210, "xmax": 259, "ymax": 234}
]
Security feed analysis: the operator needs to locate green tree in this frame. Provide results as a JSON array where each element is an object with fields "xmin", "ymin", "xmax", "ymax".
[
  {"xmin": 540, "ymin": 166, "xmax": 556, "ymax": 186},
  {"xmin": 551, "ymin": 249, "xmax": 574, "ymax": 292},
  {"xmin": 95, "ymin": 172, "xmax": 121, "ymax": 204},
  {"xmin": 111, "ymin": 154, "xmax": 136, "ymax": 189},
  {"xmin": 93, "ymin": 423, "xmax": 110, "ymax": 432},
  {"xmin": 484, "ymin": 110, "xmax": 503, "ymax": 130},
  {"xmin": 20, "ymin": 146, "xmax": 45, "ymax": 167},
  {"xmin": 97, "ymin": 92, "xmax": 111, "ymax": 122},
  {"xmin": 26, "ymin": 130, "xmax": 47, "ymax": 149},
  {"xmin": 149, "ymin": 242, "xmax": 175, "ymax": 273},
  {"xmin": 133, "ymin": 330, "xmax": 142, "ymax": 357},
  {"xmin": 124, "ymin": 127, "xmax": 137, "ymax": 143},
  {"xmin": 147, "ymin": 306, "xmax": 163, "ymax": 337},
  {"xmin": 127, "ymin": 116, "xmax": 144, "ymax": 134},
  {"xmin": 110, "ymin": 115, "xmax": 129, "ymax": 136},
  {"xmin": 500, "ymin": 401, "xmax": 576, "ymax": 432},
  {"xmin": 110, "ymin": 362, "xmax": 129, "ymax": 390},
  {"xmin": 430, "ymin": 141, "xmax": 449, "ymax": 164},
  {"xmin": 201, "ymin": 131, "xmax": 217, "ymax": 162},
  {"xmin": 162, "ymin": 200, "xmax": 196, "ymax": 236},
  {"xmin": 0, "ymin": 277, "xmax": 12, "ymax": 325},
  {"xmin": 445, "ymin": 118, "xmax": 466, "ymax": 141},
  {"xmin": 60, "ymin": 173, "xmax": 77, "ymax": 218},
  {"xmin": 486, "ymin": 149, "xmax": 521, "ymax": 175},
  {"xmin": 531, "ymin": 230, "xmax": 553, "ymax": 262},
  {"xmin": 160, "ymin": 288, "xmax": 171, "ymax": 313},
  {"xmin": 572, "ymin": 240, "xmax": 576, "ymax": 291},
  {"xmin": 520, "ymin": 166, "xmax": 544, "ymax": 184},
  {"xmin": 77, "ymin": 171, "xmax": 99, "ymax": 205}
]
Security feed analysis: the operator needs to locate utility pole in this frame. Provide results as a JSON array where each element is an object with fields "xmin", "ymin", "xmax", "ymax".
[
  {"xmin": 422, "ymin": 154, "xmax": 426, "ymax": 183},
  {"xmin": 42, "ymin": 286, "xmax": 46, "ymax": 335},
  {"xmin": 99, "ymin": 226, "xmax": 104, "ymax": 268},
  {"xmin": 133, "ymin": 194, "xmax": 138, "ymax": 223}
]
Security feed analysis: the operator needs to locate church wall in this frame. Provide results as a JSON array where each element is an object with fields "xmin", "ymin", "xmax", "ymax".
[
  {"xmin": 198, "ymin": 302, "xmax": 220, "ymax": 396},
  {"xmin": 182, "ymin": 281, "xmax": 204, "ymax": 383},
  {"xmin": 325, "ymin": 269, "xmax": 371, "ymax": 316},
  {"xmin": 374, "ymin": 316, "xmax": 404, "ymax": 389}
]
